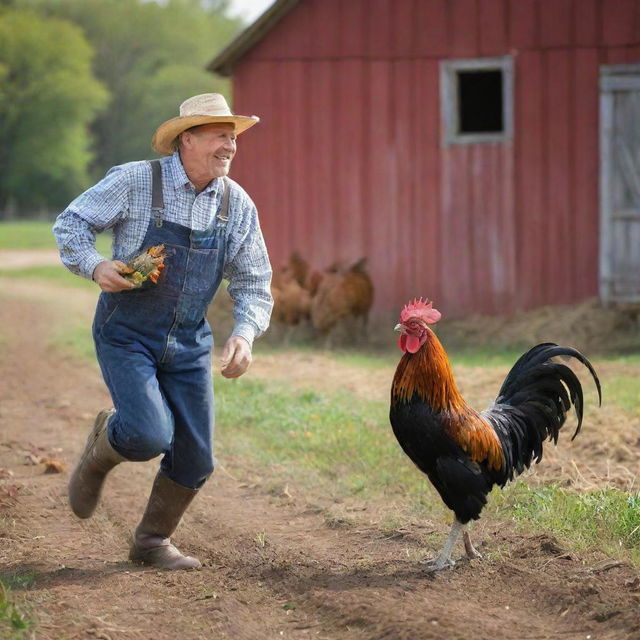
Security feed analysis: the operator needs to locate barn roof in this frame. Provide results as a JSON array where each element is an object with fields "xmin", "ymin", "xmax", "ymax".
[{"xmin": 208, "ymin": 0, "xmax": 301, "ymax": 76}]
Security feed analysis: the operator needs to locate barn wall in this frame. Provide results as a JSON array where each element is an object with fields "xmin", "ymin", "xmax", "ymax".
[{"xmin": 228, "ymin": 0, "xmax": 640, "ymax": 317}]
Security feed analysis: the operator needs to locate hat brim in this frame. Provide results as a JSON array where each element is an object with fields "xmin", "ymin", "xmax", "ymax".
[{"xmin": 151, "ymin": 114, "xmax": 259, "ymax": 155}]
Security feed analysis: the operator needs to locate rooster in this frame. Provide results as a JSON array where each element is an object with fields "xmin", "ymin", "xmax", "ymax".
[{"xmin": 390, "ymin": 298, "xmax": 601, "ymax": 571}]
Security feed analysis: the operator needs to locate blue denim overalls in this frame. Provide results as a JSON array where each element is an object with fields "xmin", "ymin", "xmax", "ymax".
[{"xmin": 92, "ymin": 160, "xmax": 229, "ymax": 489}]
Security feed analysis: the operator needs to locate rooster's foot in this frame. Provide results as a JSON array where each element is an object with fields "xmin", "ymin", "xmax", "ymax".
[
  {"xmin": 419, "ymin": 555, "xmax": 455, "ymax": 572},
  {"xmin": 466, "ymin": 548, "xmax": 483, "ymax": 560},
  {"xmin": 463, "ymin": 530, "xmax": 482, "ymax": 560}
]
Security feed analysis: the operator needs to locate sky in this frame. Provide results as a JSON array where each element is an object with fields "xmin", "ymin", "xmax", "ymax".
[{"xmin": 226, "ymin": 0, "xmax": 277, "ymax": 24}]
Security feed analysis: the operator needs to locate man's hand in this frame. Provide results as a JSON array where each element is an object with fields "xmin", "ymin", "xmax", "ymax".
[
  {"xmin": 93, "ymin": 260, "xmax": 135, "ymax": 292},
  {"xmin": 220, "ymin": 335, "xmax": 252, "ymax": 379}
]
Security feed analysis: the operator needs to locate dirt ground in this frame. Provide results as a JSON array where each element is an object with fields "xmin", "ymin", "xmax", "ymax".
[{"xmin": 1, "ymin": 271, "xmax": 639, "ymax": 640}]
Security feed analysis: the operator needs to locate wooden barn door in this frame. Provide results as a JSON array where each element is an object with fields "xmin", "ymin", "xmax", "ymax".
[{"xmin": 600, "ymin": 65, "xmax": 640, "ymax": 304}]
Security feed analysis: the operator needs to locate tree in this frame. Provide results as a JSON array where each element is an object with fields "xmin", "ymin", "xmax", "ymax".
[
  {"xmin": 23, "ymin": 0, "xmax": 243, "ymax": 177},
  {"xmin": 0, "ymin": 8, "xmax": 107, "ymax": 212}
]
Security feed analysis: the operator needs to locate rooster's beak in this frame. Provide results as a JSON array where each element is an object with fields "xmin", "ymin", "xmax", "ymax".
[{"xmin": 394, "ymin": 323, "xmax": 403, "ymax": 332}]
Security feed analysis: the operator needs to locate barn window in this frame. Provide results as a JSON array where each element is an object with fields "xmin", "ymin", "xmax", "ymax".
[{"xmin": 441, "ymin": 56, "xmax": 513, "ymax": 145}]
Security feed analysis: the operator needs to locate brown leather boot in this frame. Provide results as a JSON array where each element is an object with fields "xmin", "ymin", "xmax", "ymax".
[
  {"xmin": 68, "ymin": 409, "xmax": 126, "ymax": 519},
  {"xmin": 129, "ymin": 473, "xmax": 201, "ymax": 570}
]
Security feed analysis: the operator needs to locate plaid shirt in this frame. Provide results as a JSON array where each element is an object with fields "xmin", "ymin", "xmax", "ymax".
[{"xmin": 53, "ymin": 152, "xmax": 273, "ymax": 345}]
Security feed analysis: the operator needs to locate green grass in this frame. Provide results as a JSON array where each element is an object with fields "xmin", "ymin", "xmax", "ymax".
[
  {"xmin": 0, "ymin": 220, "xmax": 112, "ymax": 255},
  {"xmin": 604, "ymin": 353, "xmax": 640, "ymax": 366},
  {"xmin": 216, "ymin": 377, "xmax": 433, "ymax": 501},
  {"xmin": 0, "ymin": 579, "xmax": 34, "ymax": 639},
  {"xmin": 330, "ymin": 342, "xmax": 640, "ymax": 378},
  {"xmin": 605, "ymin": 374, "xmax": 640, "ymax": 414},
  {"xmin": 0, "ymin": 221, "xmax": 58, "ymax": 250},
  {"xmin": 51, "ymin": 320, "xmax": 98, "ymax": 363},
  {"xmin": 441, "ymin": 346, "xmax": 529, "ymax": 368},
  {"xmin": 262, "ymin": 341, "xmax": 526, "ymax": 371},
  {"xmin": 329, "ymin": 350, "xmax": 398, "ymax": 369},
  {"xmin": 492, "ymin": 484, "xmax": 640, "ymax": 564},
  {"xmin": 0, "ymin": 265, "xmax": 96, "ymax": 287}
]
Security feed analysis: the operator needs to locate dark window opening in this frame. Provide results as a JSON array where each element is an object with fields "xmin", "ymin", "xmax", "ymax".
[{"xmin": 457, "ymin": 70, "xmax": 504, "ymax": 134}]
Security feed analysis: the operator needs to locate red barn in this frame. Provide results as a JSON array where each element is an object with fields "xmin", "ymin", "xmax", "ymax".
[{"xmin": 209, "ymin": 0, "xmax": 640, "ymax": 318}]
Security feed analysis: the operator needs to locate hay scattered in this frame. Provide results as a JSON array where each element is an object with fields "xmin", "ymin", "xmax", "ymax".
[
  {"xmin": 438, "ymin": 299, "xmax": 640, "ymax": 354},
  {"xmin": 210, "ymin": 289, "xmax": 640, "ymax": 356}
]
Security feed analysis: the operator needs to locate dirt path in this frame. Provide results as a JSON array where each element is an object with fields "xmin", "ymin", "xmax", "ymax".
[{"xmin": 1, "ymin": 281, "xmax": 639, "ymax": 639}]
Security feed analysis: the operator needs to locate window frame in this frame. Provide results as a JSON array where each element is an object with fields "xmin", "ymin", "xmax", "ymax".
[{"xmin": 440, "ymin": 56, "xmax": 514, "ymax": 146}]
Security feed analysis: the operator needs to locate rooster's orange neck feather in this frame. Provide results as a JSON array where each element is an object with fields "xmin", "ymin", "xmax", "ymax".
[
  {"xmin": 391, "ymin": 328, "xmax": 505, "ymax": 471},
  {"xmin": 392, "ymin": 328, "xmax": 465, "ymax": 410}
]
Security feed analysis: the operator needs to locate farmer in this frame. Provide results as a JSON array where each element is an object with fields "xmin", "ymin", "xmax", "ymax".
[{"xmin": 53, "ymin": 93, "xmax": 273, "ymax": 570}]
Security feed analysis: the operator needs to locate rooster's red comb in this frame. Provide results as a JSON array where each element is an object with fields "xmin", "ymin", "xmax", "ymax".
[{"xmin": 400, "ymin": 298, "xmax": 442, "ymax": 324}]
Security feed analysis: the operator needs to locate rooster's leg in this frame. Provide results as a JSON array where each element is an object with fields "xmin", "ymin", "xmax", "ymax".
[
  {"xmin": 422, "ymin": 518, "xmax": 462, "ymax": 571},
  {"xmin": 462, "ymin": 528, "xmax": 482, "ymax": 560}
]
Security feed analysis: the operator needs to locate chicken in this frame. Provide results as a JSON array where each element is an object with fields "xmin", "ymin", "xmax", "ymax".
[
  {"xmin": 270, "ymin": 262, "xmax": 312, "ymax": 342},
  {"xmin": 288, "ymin": 250, "xmax": 324, "ymax": 296},
  {"xmin": 390, "ymin": 298, "xmax": 601, "ymax": 571},
  {"xmin": 310, "ymin": 257, "xmax": 374, "ymax": 346}
]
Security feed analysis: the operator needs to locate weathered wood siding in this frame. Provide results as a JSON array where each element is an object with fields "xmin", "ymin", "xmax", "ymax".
[{"xmin": 228, "ymin": 0, "xmax": 640, "ymax": 317}]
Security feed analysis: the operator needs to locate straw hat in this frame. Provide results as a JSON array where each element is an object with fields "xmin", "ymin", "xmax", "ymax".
[{"xmin": 152, "ymin": 93, "xmax": 260, "ymax": 155}]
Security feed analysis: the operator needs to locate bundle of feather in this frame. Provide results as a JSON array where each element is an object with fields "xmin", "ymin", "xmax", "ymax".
[{"xmin": 118, "ymin": 244, "xmax": 166, "ymax": 288}]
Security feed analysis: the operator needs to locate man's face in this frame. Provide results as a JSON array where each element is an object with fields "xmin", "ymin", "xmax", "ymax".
[{"xmin": 181, "ymin": 123, "xmax": 237, "ymax": 179}]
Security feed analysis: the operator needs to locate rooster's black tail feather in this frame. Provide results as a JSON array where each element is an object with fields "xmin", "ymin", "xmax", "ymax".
[{"xmin": 485, "ymin": 343, "xmax": 601, "ymax": 485}]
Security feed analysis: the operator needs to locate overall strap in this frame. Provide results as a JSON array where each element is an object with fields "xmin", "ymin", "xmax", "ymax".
[
  {"xmin": 149, "ymin": 159, "xmax": 164, "ymax": 228},
  {"xmin": 217, "ymin": 177, "xmax": 231, "ymax": 223}
]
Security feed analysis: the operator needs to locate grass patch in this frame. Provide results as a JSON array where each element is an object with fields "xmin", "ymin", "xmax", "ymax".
[
  {"xmin": 216, "ymin": 374, "xmax": 639, "ymax": 566},
  {"xmin": 0, "ymin": 266, "xmax": 96, "ymax": 288},
  {"xmin": 261, "ymin": 341, "xmax": 526, "ymax": 371},
  {"xmin": 0, "ymin": 220, "xmax": 111, "ymax": 255},
  {"xmin": 0, "ymin": 268, "xmax": 98, "ymax": 362},
  {"xmin": 492, "ymin": 483, "xmax": 640, "ymax": 563},
  {"xmin": 0, "ymin": 580, "xmax": 34, "ymax": 639},
  {"xmin": 604, "ymin": 353, "xmax": 640, "ymax": 366},
  {"xmin": 604, "ymin": 374, "xmax": 640, "ymax": 414},
  {"xmin": 441, "ymin": 346, "xmax": 529, "ymax": 368},
  {"xmin": 330, "ymin": 350, "xmax": 398, "ymax": 369},
  {"xmin": 215, "ymin": 377, "xmax": 436, "ymax": 504},
  {"xmin": 52, "ymin": 322, "xmax": 97, "ymax": 363},
  {"xmin": 0, "ymin": 573, "xmax": 36, "ymax": 591},
  {"xmin": 0, "ymin": 221, "xmax": 58, "ymax": 250}
]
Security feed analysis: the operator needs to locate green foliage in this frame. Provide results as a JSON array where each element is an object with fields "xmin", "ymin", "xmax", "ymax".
[
  {"xmin": 0, "ymin": 7, "xmax": 108, "ymax": 210},
  {"xmin": 23, "ymin": 0, "xmax": 241, "ymax": 177},
  {"xmin": 1, "ymin": 1, "xmax": 242, "ymax": 214}
]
